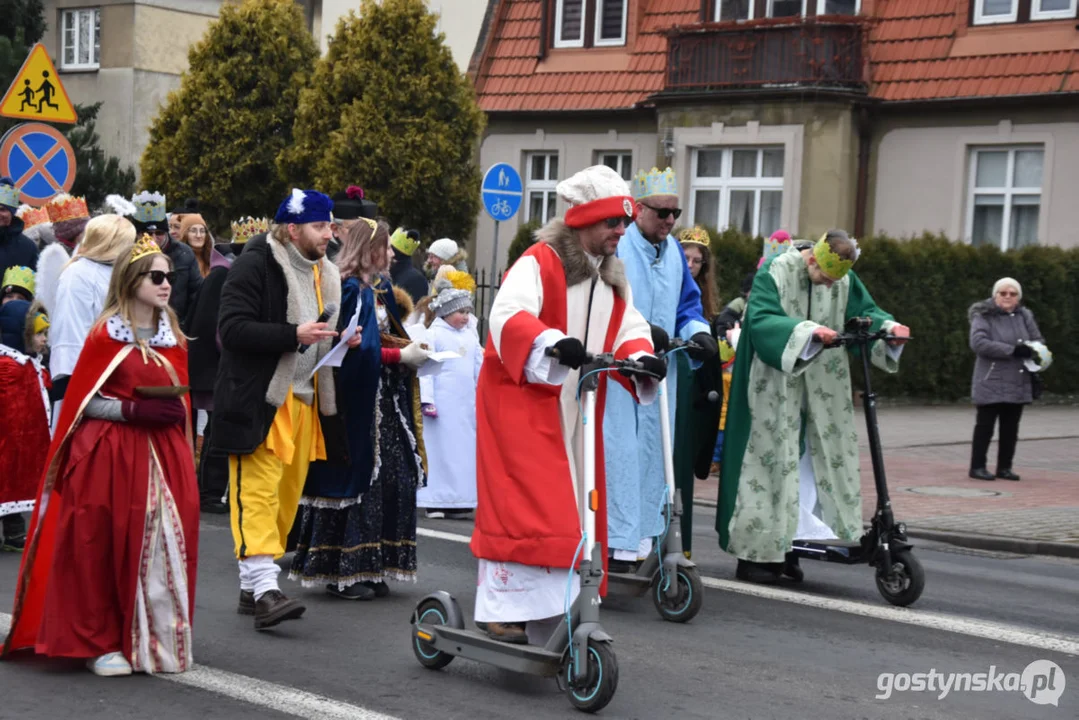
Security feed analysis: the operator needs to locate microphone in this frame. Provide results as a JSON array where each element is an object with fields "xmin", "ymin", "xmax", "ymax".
[{"xmin": 298, "ymin": 302, "xmax": 339, "ymax": 354}]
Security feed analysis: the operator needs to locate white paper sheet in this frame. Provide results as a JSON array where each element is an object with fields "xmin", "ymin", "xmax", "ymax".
[
  {"xmin": 417, "ymin": 350, "xmax": 462, "ymax": 378},
  {"xmin": 309, "ymin": 298, "xmax": 362, "ymax": 378}
]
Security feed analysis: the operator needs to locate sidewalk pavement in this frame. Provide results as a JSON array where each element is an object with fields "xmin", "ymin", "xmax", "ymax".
[{"xmin": 693, "ymin": 405, "xmax": 1079, "ymax": 558}]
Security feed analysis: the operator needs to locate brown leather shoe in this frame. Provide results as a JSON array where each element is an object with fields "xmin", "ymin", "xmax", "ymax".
[
  {"xmin": 253, "ymin": 589, "xmax": 306, "ymax": 630},
  {"xmin": 238, "ymin": 590, "xmax": 255, "ymax": 615},
  {"xmin": 485, "ymin": 621, "xmax": 528, "ymax": 644}
]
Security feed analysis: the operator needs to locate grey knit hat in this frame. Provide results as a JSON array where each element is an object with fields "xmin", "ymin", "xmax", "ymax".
[{"xmin": 431, "ymin": 287, "xmax": 472, "ymax": 318}]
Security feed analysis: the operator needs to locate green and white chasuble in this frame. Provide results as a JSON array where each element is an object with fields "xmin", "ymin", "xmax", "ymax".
[{"xmin": 715, "ymin": 248, "xmax": 901, "ymax": 564}]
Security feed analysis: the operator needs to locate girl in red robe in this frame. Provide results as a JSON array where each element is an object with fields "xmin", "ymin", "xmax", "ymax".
[{"xmin": 1, "ymin": 235, "xmax": 199, "ymax": 677}]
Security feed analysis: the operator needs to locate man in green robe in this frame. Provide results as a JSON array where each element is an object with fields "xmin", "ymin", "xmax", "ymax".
[{"xmin": 715, "ymin": 230, "xmax": 909, "ymax": 583}]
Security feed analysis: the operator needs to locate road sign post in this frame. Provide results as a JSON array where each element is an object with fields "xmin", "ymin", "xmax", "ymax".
[
  {"xmin": 481, "ymin": 163, "xmax": 523, "ymax": 316},
  {"xmin": 0, "ymin": 123, "xmax": 76, "ymax": 205},
  {"xmin": 0, "ymin": 44, "xmax": 78, "ymax": 125}
]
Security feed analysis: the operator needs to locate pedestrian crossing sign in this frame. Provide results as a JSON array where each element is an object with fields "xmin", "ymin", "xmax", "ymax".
[{"xmin": 0, "ymin": 44, "xmax": 78, "ymax": 125}]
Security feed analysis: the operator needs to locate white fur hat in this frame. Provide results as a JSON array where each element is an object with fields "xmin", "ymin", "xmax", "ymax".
[
  {"xmin": 556, "ymin": 165, "xmax": 636, "ymax": 229},
  {"xmin": 429, "ymin": 238, "xmax": 459, "ymax": 261}
]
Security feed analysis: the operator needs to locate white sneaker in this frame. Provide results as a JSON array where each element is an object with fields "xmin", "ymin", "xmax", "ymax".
[
  {"xmin": 87, "ymin": 652, "xmax": 133, "ymax": 677},
  {"xmin": 425, "ymin": 510, "xmax": 445, "ymax": 519}
]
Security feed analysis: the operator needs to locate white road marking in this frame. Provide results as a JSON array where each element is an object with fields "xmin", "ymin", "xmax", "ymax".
[
  {"xmin": 0, "ymin": 613, "xmax": 401, "ymax": 720},
  {"xmin": 417, "ymin": 527, "xmax": 1079, "ymax": 657}
]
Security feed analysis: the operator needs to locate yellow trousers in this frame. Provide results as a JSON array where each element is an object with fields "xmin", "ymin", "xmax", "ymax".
[{"xmin": 229, "ymin": 392, "xmax": 324, "ymax": 559}]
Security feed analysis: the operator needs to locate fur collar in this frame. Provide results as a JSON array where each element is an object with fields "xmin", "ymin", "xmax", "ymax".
[
  {"xmin": 264, "ymin": 235, "xmax": 342, "ymax": 415},
  {"xmin": 106, "ymin": 313, "xmax": 177, "ymax": 348},
  {"xmin": 536, "ymin": 219, "xmax": 628, "ymax": 298}
]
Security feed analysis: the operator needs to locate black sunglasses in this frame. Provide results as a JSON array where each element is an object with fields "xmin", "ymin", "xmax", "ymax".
[
  {"xmin": 605, "ymin": 216, "xmax": 633, "ymax": 229},
  {"xmin": 641, "ymin": 203, "xmax": 682, "ymax": 220},
  {"xmin": 140, "ymin": 270, "xmax": 175, "ymax": 286}
]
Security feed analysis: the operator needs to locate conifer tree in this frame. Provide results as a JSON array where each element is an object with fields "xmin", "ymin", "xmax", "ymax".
[
  {"xmin": 141, "ymin": 0, "xmax": 319, "ymax": 229},
  {"xmin": 282, "ymin": 0, "xmax": 484, "ymax": 243}
]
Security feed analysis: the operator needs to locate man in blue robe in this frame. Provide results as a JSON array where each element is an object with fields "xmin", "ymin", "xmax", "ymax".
[{"xmin": 604, "ymin": 167, "xmax": 717, "ymax": 571}]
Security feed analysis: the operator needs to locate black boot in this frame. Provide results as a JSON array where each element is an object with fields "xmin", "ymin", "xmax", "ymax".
[
  {"xmin": 782, "ymin": 552, "xmax": 804, "ymax": 583},
  {"xmin": 326, "ymin": 582, "xmax": 376, "ymax": 601},
  {"xmin": 995, "ymin": 468, "xmax": 1021, "ymax": 481},
  {"xmin": 253, "ymin": 590, "xmax": 306, "ymax": 630},
  {"xmin": 969, "ymin": 467, "xmax": 995, "ymax": 481},
  {"xmin": 736, "ymin": 559, "xmax": 781, "ymax": 584}
]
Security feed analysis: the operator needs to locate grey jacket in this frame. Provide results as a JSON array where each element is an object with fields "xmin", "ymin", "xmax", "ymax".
[{"xmin": 968, "ymin": 299, "xmax": 1043, "ymax": 406}]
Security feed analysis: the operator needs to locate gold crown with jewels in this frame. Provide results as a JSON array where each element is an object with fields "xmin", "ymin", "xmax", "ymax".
[
  {"xmin": 230, "ymin": 216, "xmax": 269, "ymax": 244},
  {"xmin": 131, "ymin": 234, "xmax": 164, "ymax": 262}
]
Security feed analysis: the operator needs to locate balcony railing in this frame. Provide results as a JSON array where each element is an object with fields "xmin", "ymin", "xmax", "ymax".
[{"xmin": 666, "ymin": 18, "xmax": 866, "ymax": 93}]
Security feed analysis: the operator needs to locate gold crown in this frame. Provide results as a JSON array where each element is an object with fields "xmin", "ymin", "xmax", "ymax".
[
  {"xmin": 678, "ymin": 226, "xmax": 710, "ymax": 247},
  {"xmin": 229, "ymin": 216, "xmax": 269, "ymax": 244},
  {"xmin": 45, "ymin": 194, "xmax": 90, "ymax": 223},
  {"xmin": 16, "ymin": 204, "xmax": 50, "ymax": 229},
  {"xmin": 131, "ymin": 234, "xmax": 163, "ymax": 262}
]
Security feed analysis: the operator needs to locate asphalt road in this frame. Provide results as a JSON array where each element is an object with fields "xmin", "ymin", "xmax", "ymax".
[{"xmin": 1, "ymin": 509, "xmax": 1076, "ymax": 719}]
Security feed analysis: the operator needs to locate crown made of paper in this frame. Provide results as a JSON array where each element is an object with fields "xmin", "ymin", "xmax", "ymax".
[
  {"xmin": 17, "ymin": 204, "xmax": 51, "ymax": 229},
  {"xmin": 33, "ymin": 311, "xmax": 49, "ymax": 334},
  {"xmin": 131, "ymin": 234, "xmax": 164, "ymax": 262},
  {"xmin": 2, "ymin": 265, "xmax": 35, "ymax": 295},
  {"xmin": 131, "ymin": 191, "xmax": 167, "ymax": 223},
  {"xmin": 763, "ymin": 230, "xmax": 792, "ymax": 264},
  {"xmin": 679, "ymin": 226, "xmax": 710, "ymax": 247},
  {"xmin": 46, "ymin": 193, "xmax": 90, "ymax": 223},
  {"xmin": 813, "ymin": 234, "xmax": 856, "ymax": 281},
  {"xmin": 391, "ymin": 227, "xmax": 420, "ymax": 256},
  {"xmin": 0, "ymin": 181, "xmax": 18, "ymax": 208},
  {"xmin": 230, "ymin": 216, "xmax": 269, "ymax": 244},
  {"xmin": 631, "ymin": 167, "xmax": 678, "ymax": 200}
]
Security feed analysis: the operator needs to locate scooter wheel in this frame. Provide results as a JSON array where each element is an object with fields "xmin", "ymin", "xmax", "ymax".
[
  {"xmin": 564, "ymin": 640, "xmax": 619, "ymax": 713},
  {"xmin": 413, "ymin": 598, "xmax": 454, "ymax": 670},
  {"xmin": 876, "ymin": 550, "xmax": 925, "ymax": 607},
  {"xmin": 652, "ymin": 565, "xmax": 704, "ymax": 623}
]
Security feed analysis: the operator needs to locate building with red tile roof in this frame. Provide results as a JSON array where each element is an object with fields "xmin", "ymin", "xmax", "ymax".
[{"xmin": 468, "ymin": 0, "xmax": 1079, "ymax": 272}]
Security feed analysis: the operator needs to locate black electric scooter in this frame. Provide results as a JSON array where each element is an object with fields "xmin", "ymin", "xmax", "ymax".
[
  {"xmin": 605, "ymin": 338, "xmax": 704, "ymax": 623},
  {"xmin": 409, "ymin": 350, "xmax": 660, "ymax": 713},
  {"xmin": 787, "ymin": 316, "xmax": 925, "ymax": 607}
]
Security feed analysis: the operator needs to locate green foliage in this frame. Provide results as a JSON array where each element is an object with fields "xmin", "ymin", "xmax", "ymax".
[
  {"xmin": 141, "ymin": 0, "xmax": 318, "ymax": 229},
  {"xmin": 506, "ymin": 220, "xmax": 540, "ymax": 268},
  {"xmin": 67, "ymin": 102, "xmax": 136, "ymax": 207},
  {"xmin": 701, "ymin": 228, "xmax": 1079, "ymax": 400},
  {"xmin": 282, "ymin": 0, "xmax": 485, "ymax": 242}
]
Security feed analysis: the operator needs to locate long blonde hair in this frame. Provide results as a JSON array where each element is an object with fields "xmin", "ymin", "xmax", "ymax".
[
  {"xmin": 93, "ymin": 250, "xmax": 186, "ymax": 346},
  {"xmin": 64, "ymin": 215, "xmax": 137, "ymax": 271}
]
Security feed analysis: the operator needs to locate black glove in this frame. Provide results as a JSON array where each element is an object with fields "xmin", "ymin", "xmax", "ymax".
[
  {"xmin": 621, "ymin": 354, "xmax": 667, "ymax": 381},
  {"xmin": 1012, "ymin": 343, "xmax": 1034, "ymax": 359},
  {"xmin": 649, "ymin": 324, "xmax": 670, "ymax": 354},
  {"xmin": 551, "ymin": 337, "xmax": 588, "ymax": 369},
  {"xmin": 688, "ymin": 332, "xmax": 719, "ymax": 362}
]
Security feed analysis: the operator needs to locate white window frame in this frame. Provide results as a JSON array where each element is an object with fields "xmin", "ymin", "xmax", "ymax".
[
  {"xmin": 594, "ymin": 0, "xmax": 628, "ymax": 47},
  {"xmin": 720, "ymin": 0, "xmax": 859, "ymax": 21},
  {"xmin": 689, "ymin": 147, "xmax": 786, "ymax": 238},
  {"xmin": 554, "ymin": 0, "xmax": 586, "ymax": 49},
  {"xmin": 1032, "ymin": 0, "xmax": 1077, "ymax": 20},
  {"xmin": 597, "ymin": 151, "xmax": 633, "ymax": 181},
  {"xmin": 972, "ymin": 0, "xmax": 1019, "ymax": 25},
  {"xmin": 815, "ymin": 0, "xmax": 861, "ymax": 14},
  {"xmin": 61, "ymin": 7, "xmax": 101, "ymax": 71},
  {"xmin": 766, "ymin": 0, "xmax": 808, "ymax": 17},
  {"xmin": 965, "ymin": 145, "xmax": 1044, "ymax": 251},
  {"xmin": 525, "ymin": 152, "xmax": 560, "ymax": 224}
]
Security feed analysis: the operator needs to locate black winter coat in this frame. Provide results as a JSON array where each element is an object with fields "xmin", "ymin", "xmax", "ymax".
[
  {"xmin": 185, "ymin": 250, "xmax": 233, "ymax": 395},
  {"xmin": 0, "ymin": 217, "xmax": 38, "ymax": 278},
  {"xmin": 211, "ymin": 234, "xmax": 300, "ymax": 454},
  {"xmin": 390, "ymin": 249, "xmax": 429, "ymax": 304},
  {"xmin": 163, "ymin": 236, "xmax": 201, "ymax": 327}
]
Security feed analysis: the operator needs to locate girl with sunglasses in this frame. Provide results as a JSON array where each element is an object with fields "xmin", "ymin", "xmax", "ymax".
[
  {"xmin": 968, "ymin": 277, "xmax": 1046, "ymax": 482},
  {"xmin": 3, "ymin": 235, "xmax": 199, "ymax": 678}
]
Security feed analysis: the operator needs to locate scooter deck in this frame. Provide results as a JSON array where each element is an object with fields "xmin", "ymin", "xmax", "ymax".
[
  {"xmin": 791, "ymin": 539, "xmax": 867, "ymax": 565},
  {"xmin": 606, "ymin": 571, "xmax": 652, "ymax": 596},
  {"xmin": 417, "ymin": 624, "xmax": 565, "ymax": 677}
]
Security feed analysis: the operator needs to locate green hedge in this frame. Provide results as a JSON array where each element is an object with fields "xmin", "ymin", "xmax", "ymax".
[
  {"xmin": 506, "ymin": 220, "xmax": 540, "ymax": 269},
  {"xmin": 698, "ymin": 229, "xmax": 1079, "ymax": 401}
]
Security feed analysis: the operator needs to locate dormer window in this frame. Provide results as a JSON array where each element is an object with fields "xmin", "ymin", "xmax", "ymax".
[
  {"xmin": 972, "ymin": 0, "xmax": 1078, "ymax": 25},
  {"xmin": 554, "ymin": 0, "xmax": 627, "ymax": 49},
  {"xmin": 713, "ymin": 0, "xmax": 860, "ymax": 22}
]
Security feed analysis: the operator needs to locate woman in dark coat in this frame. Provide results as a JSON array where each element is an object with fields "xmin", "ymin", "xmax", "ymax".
[{"xmin": 968, "ymin": 277, "xmax": 1044, "ymax": 482}]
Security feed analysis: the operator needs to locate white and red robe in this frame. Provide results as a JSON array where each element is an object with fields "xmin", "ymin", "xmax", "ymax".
[{"xmin": 471, "ymin": 220, "xmax": 655, "ymax": 626}]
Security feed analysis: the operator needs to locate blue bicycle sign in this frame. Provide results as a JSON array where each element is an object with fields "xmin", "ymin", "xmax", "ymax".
[{"xmin": 481, "ymin": 163, "xmax": 522, "ymax": 222}]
